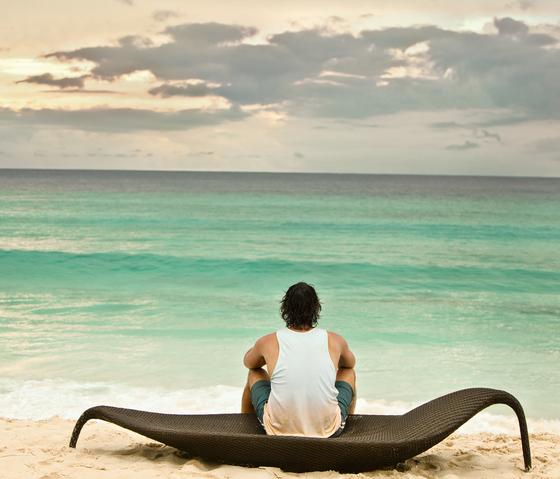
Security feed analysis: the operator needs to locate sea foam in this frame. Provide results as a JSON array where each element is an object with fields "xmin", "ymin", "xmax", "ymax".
[{"xmin": 1, "ymin": 377, "xmax": 558, "ymax": 436}]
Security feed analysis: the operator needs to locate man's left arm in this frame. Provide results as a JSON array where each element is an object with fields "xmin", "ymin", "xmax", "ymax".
[
  {"xmin": 338, "ymin": 338, "xmax": 355, "ymax": 369},
  {"xmin": 329, "ymin": 332, "xmax": 356, "ymax": 369}
]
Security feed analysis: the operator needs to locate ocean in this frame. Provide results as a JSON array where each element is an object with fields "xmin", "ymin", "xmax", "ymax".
[{"xmin": 1, "ymin": 169, "xmax": 559, "ymax": 433}]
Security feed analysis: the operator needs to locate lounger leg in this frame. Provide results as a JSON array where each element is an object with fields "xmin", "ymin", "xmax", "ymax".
[{"xmin": 69, "ymin": 407, "xmax": 101, "ymax": 448}]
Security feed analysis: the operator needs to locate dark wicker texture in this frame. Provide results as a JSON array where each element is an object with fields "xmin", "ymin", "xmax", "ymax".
[{"xmin": 69, "ymin": 387, "xmax": 531, "ymax": 473}]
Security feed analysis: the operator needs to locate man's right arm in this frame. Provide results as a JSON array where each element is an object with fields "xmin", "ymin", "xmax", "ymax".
[
  {"xmin": 244, "ymin": 333, "xmax": 279, "ymax": 374},
  {"xmin": 244, "ymin": 340, "xmax": 266, "ymax": 369},
  {"xmin": 244, "ymin": 332, "xmax": 277, "ymax": 370}
]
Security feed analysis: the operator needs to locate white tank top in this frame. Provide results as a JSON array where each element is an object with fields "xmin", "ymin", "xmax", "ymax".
[{"xmin": 263, "ymin": 327, "xmax": 341, "ymax": 437}]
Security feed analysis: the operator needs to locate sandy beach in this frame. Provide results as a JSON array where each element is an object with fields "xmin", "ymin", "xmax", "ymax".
[{"xmin": 2, "ymin": 416, "xmax": 559, "ymax": 479}]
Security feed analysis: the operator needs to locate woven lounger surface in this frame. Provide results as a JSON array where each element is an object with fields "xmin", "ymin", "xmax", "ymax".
[{"xmin": 69, "ymin": 387, "xmax": 531, "ymax": 473}]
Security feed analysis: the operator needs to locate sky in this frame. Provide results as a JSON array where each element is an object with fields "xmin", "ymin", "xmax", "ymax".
[{"xmin": 1, "ymin": 0, "xmax": 560, "ymax": 176}]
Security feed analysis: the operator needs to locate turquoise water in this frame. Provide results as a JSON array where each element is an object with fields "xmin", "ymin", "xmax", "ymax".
[{"xmin": 0, "ymin": 170, "xmax": 559, "ymax": 422}]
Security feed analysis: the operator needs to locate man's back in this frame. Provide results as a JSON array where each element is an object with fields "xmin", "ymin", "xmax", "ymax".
[
  {"xmin": 264, "ymin": 328, "xmax": 341, "ymax": 437},
  {"xmin": 241, "ymin": 282, "xmax": 356, "ymax": 437}
]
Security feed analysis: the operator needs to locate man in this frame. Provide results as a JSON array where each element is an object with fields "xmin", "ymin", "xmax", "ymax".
[{"xmin": 241, "ymin": 282, "xmax": 356, "ymax": 437}]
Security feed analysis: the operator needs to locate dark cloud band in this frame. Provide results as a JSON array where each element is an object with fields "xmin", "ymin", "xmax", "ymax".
[
  {"xmin": 0, "ymin": 105, "xmax": 248, "ymax": 133},
  {"xmin": 11, "ymin": 17, "xmax": 560, "ymax": 133},
  {"xmin": 16, "ymin": 73, "xmax": 90, "ymax": 89}
]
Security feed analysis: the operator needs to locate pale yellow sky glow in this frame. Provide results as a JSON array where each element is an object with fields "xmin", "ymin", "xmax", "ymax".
[{"xmin": 1, "ymin": 0, "xmax": 560, "ymax": 175}]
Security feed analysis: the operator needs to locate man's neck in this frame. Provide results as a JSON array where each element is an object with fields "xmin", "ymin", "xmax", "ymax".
[{"xmin": 288, "ymin": 326, "xmax": 314, "ymax": 333}]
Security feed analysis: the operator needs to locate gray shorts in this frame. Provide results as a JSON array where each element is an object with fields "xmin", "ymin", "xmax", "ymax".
[{"xmin": 250, "ymin": 379, "xmax": 355, "ymax": 437}]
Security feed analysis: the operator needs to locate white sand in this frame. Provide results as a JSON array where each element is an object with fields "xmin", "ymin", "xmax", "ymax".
[{"xmin": 1, "ymin": 416, "xmax": 559, "ymax": 479}]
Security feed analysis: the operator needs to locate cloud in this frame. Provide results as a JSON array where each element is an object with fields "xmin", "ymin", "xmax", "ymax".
[
  {"xmin": 360, "ymin": 25, "xmax": 453, "ymax": 51},
  {"xmin": 431, "ymin": 123, "xmax": 501, "ymax": 144},
  {"xmin": 148, "ymin": 83, "xmax": 216, "ymax": 98},
  {"xmin": 152, "ymin": 10, "xmax": 179, "ymax": 22},
  {"xmin": 431, "ymin": 116, "xmax": 529, "ymax": 130},
  {"xmin": 187, "ymin": 151, "xmax": 214, "ymax": 157},
  {"xmin": 294, "ymin": 151, "xmax": 305, "ymax": 158},
  {"xmin": 526, "ymin": 137, "xmax": 560, "ymax": 154},
  {"xmin": 473, "ymin": 116, "xmax": 530, "ymax": 127},
  {"xmin": 16, "ymin": 73, "xmax": 90, "ymax": 89},
  {"xmin": 478, "ymin": 129, "xmax": 502, "ymax": 142},
  {"xmin": 505, "ymin": 0, "xmax": 534, "ymax": 11},
  {"xmin": 116, "ymin": 0, "xmax": 133, "ymax": 5},
  {"xmin": 494, "ymin": 17, "xmax": 529, "ymax": 36},
  {"xmin": 163, "ymin": 22, "xmax": 258, "ymax": 45},
  {"xmin": 8, "ymin": 17, "xmax": 559, "ymax": 136},
  {"xmin": 335, "ymin": 119, "xmax": 380, "ymax": 128},
  {"xmin": 0, "ymin": 105, "xmax": 248, "ymax": 133},
  {"xmin": 44, "ymin": 19, "xmax": 558, "ymax": 117},
  {"xmin": 446, "ymin": 141, "xmax": 480, "ymax": 151},
  {"xmin": 43, "ymin": 89, "xmax": 119, "ymax": 94}
]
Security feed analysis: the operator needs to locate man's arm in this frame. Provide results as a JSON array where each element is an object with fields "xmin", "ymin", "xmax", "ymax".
[
  {"xmin": 338, "ymin": 338, "xmax": 355, "ymax": 369},
  {"xmin": 243, "ymin": 333, "xmax": 277, "ymax": 370},
  {"xmin": 244, "ymin": 340, "xmax": 266, "ymax": 369},
  {"xmin": 328, "ymin": 332, "xmax": 356, "ymax": 369}
]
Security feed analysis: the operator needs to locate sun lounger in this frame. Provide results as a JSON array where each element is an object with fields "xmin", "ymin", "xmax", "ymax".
[{"xmin": 69, "ymin": 387, "xmax": 531, "ymax": 473}]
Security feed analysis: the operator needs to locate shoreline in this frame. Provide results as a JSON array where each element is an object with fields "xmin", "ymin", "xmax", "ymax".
[
  {"xmin": 2, "ymin": 416, "xmax": 559, "ymax": 478},
  {"xmin": 3, "ymin": 378, "xmax": 558, "ymax": 432}
]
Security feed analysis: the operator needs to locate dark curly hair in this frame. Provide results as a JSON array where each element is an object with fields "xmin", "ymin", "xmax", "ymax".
[{"xmin": 279, "ymin": 282, "xmax": 322, "ymax": 330}]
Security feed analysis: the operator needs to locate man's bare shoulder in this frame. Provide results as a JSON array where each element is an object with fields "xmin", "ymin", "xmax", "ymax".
[
  {"xmin": 255, "ymin": 332, "xmax": 277, "ymax": 345},
  {"xmin": 327, "ymin": 331, "xmax": 348, "ymax": 345},
  {"xmin": 253, "ymin": 332, "xmax": 279, "ymax": 353}
]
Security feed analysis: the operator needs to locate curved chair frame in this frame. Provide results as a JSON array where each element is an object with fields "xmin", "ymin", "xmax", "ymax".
[{"xmin": 69, "ymin": 387, "xmax": 531, "ymax": 473}]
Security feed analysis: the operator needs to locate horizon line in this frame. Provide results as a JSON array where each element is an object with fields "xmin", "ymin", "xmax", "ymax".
[{"xmin": 1, "ymin": 167, "xmax": 559, "ymax": 180}]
